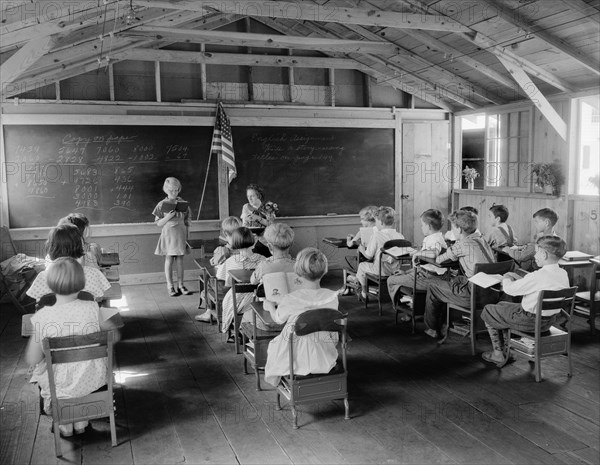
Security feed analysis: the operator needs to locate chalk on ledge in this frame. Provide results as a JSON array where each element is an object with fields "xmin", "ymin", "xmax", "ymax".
[{"xmin": 326, "ymin": 213, "xmax": 337, "ymax": 216}]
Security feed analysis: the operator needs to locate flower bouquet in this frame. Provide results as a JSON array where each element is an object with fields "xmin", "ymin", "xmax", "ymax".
[
  {"xmin": 462, "ymin": 165, "xmax": 479, "ymax": 189},
  {"xmin": 530, "ymin": 161, "xmax": 564, "ymax": 196},
  {"xmin": 254, "ymin": 201, "xmax": 279, "ymax": 225}
]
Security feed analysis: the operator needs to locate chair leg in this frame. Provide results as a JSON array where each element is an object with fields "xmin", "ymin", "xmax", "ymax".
[
  {"xmin": 344, "ymin": 397, "xmax": 350, "ymax": 420},
  {"xmin": 243, "ymin": 357, "xmax": 249, "ymax": 375},
  {"xmin": 109, "ymin": 411, "xmax": 118, "ymax": 447},
  {"xmin": 53, "ymin": 420, "xmax": 62, "ymax": 457},
  {"xmin": 470, "ymin": 323, "xmax": 476, "ymax": 356},
  {"xmin": 535, "ymin": 359, "xmax": 542, "ymax": 382},
  {"xmin": 275, "ymin": 392, "xmax": 281, "ymax": 411},
  {"xmin": 378, "ymin": 288, "xmax": 382, "ymax": 316},
  {"xmin": 255, "ymin": 365, "xmax": 262, "ymax": 391},
  {"xmin": 567, "ymin": 350, "xmax": 573, "ymax": 378},
  {"xmin": 411, "ymin": 315, "xmax": 416, "ymax": 334},
  {"xmin": 291, "ymin": 406, "xmax": 298, "ymax": 429}
]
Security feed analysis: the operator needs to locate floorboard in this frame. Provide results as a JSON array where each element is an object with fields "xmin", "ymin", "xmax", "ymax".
[{"xmin": 1, "ymin": 271, "xmax": 599, "ymax": 465}]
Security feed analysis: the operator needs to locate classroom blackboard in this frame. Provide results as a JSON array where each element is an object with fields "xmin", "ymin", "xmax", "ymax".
[
  {"xmin": 3, "ymin": 125, "xmax": 218, "ymax": 227},
  {"xmin": 229, "ymin": 127, "xmax": 395, "ymax": 217}
]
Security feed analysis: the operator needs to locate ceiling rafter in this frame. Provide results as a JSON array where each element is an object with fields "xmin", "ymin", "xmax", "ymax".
[
  {"xmin": 254, "ymin": 16, "xmax": 461, "ymax": 110},
  {"xmin": 394, "ymin": 0, "xmax": 576, "ymax": 93},
  {"xmin": 478, "ymin": 0, "xmax": 600, "ymax": 76},
  {"xmin": 559, "ymin": 0, "xmax": 600, "ymax": 24},
  {"xmin": 119, "ymin": 26, "xmax": 402, "ymax": 55},
  {"xmin": 0, "ymin": 34, "xmax": 58, "ymax": 86},
  {"xmin": 3, "ymin": 12, "xmax": 241, "ymax": 99},
  {"xmin": 270, "ymin": 15, "xmax": 483, "ymax": 108}
]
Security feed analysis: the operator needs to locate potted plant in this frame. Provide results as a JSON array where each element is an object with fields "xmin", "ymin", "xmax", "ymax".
[
  {"xmin": 462, "ymin": 165, "xmax": 479, "ymax": 190},
  {"xmin": 530, "ymin": 161, "xmax": 564, "ymax": 196}
]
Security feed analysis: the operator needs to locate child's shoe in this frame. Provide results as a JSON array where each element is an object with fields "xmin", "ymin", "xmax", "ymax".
[
  {"xmin": 178, "ymin": 286, "xmax": 192, "ymax": 295},
  {"xmin": 424, "ymin": 328, "xmax": 438, "ymax": 338},
  {"xmin": 74, "ymin": 420, "xmax": 89, "ymax": 434},
  {"xmin": 195, "ymin": 309, "xmax": 215, "ymax": 324},
  {"xmin": 168, "ymin": 287, "xmax": 180, "ymax": 297},
  {"xmin": 58, "ymin": 423, "xmax": 74, "ymax": 437}
]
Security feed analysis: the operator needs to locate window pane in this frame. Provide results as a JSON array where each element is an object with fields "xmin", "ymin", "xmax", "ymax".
[
  {"xmin": 577, "ymin": 96, "xmax": 600, "ymax": 195},
  {"xmin": 488, "ymin": 115, "xmax": 498, "ymax": 138},
  {"xmin": 487, "ymin": 139, "xmax": 497, "ymax": 163},
  {"xmin": 500, "ymin": 113, "xmax": 509, "ymax": 139},
  {"xmin": 520, "ymin": 111, "xmax": 530, "ymax": 137},
  {"xmin": 509, "ymin": 112, "xmax": 520, "ymax": 138},
  {"xmin": 486, "ymin": 163, "xmax": 500, "ymax": 187}
]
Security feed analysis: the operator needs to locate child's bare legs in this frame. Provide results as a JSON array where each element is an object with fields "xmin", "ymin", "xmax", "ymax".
[
  {"xmin": 175, "ymin": 255, "xmax": 184, "ymax": 288},
  {"xmin": 165, "ymin": 255, "xmax": 176, "ymax": 293}
]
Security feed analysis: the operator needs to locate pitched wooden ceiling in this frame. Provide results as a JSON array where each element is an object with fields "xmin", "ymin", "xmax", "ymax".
[{"xmin": 1, "ymin": 0, "xmax": 599, "ymax": 116}]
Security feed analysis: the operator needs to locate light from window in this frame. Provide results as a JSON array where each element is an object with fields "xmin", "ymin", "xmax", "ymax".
[{"xmin": 576, "ymin": 96, "xmax": 600, "ymax": 195}]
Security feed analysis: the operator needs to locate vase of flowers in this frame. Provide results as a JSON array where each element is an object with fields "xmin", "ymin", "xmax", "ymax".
[
  {"xmin": 462, "ymin": 165, "xmax": 479, "ymax": 190},
  {"xmin": 256, "ymin": 201, "xmax": 279, "ymax": 225},
  {"xmin": 530, "ymin": 161, "xmax": 564, "ymax": 196}
]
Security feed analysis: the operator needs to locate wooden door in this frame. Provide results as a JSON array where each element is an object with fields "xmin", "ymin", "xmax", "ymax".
[{"xmin": 401, "ymin": 122, "xmax": 451, "ymax": 245}]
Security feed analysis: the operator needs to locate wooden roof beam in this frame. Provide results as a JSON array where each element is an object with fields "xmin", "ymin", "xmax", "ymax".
[
  {"xmin": 0, "ymin": 34, "xmax": 58, "ymax": 86},
  {"xmin": 559, "ymin": 0, "xmax": 600, "ymax": 24},
  {"xmin": 497, "ymin": 56, "xmax": 567, "ymax": 141},
  {"xmin": 478, "ymin": 0, "xmax": 600, "ymax": 76},
  {"xmin": 133, "ymin": 0, "xmax": 471, "ymax": 32},
  {"xmin": 394, "ymin": 0, "xmax": 576, "ymax": 93},
  {"xmin": 120, "ymin": 26, "xmax": 401, "ymax": 54},
  {"xmin": 469, "ymin": 32, "xmax": 575, "ymax": 93},
  {"xmin": 117, "ymin": 49, "xmax": 365, "ymax": 70}
]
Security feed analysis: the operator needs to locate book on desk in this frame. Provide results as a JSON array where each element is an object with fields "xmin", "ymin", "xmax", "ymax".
[
  {"xmin": 99, "ymin": 252, "xmax": 119, "ymax": 267},
  {"xmin": 561, "ymin": 251, "xmax": 594, "ymax": 261}
]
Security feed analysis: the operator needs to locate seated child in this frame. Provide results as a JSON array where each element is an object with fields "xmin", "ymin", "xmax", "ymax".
[
  {"xmin": 485, "ymin": 204, "xmax": 518, "ymax": 248},
  {"xmin": 356, "ymin": 206, "xmax": 404, "ymax": 300},
  {"xmin": 263, "ymin": 248, "xmax": 339, "ymax": 387},
  {"xmin": 58, "ymin": 213, "xmax": 101, "ymax": 268},
  {"xmin": 210, "ymin": 216, "xmax": 242, "ymax": 266},
  {"xmin": 445, "ymin": 206, "xmax": 479, "ymax": 243},
  {"xmin": 500, "ymin": 208, "xmax": 558, "ymax": 271},
  {"xmin": 28, "ymin": 224, "xmax": 111, "ymax": 301},
  {"xmin": 387, "ymin": 209, "xmax": 447, "ymax": 315},
  {"xmin": 26, "ymin": 258, "xmax": 112, "ymax": 437},
  {"xmin": 250, "ymin": 223, "xmax": 296, "ymax": 284},
  {"xmin": 346, "ymin": 205, "xmax": 378, "ymax": 248},
  {"xmin": 480, "ymin": 236, "xmax": 569, "ymax": 367},
  {"xmin": 205, "ymin": 227, "xmax": 265, "ymax": 335},
  {"xmin": 423, "ymin": 210, "xmax": 495, "ymax": 338}
]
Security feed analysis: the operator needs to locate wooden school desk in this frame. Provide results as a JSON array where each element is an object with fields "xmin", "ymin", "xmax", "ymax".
[
  {"xmin": 558, "ymin": 251, "xmax": 594, "ymax": 285},
  {"xmin": 194, "ymin": 257, "xmax": 218, "ymax": 311},
  {"xmin": 98, "ymin": 252, "xmax": 120, "ymax": 267}
]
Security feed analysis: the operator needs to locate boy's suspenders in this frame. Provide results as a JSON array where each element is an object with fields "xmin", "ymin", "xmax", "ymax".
[
  {"xmin": 472, "ymin": 237, "xmax": 495, "ymax": 263},
  {"xmin": 498, "ymin": 225, "xmax": 515, "ymax": 247}
]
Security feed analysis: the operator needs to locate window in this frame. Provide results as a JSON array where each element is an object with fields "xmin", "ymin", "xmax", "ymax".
[
  {"xmin": 574, "ymin": 95, "xmax": 600, "ymax": 195},
  {"xmin": 459, "ymin": 111, "xmax": 531, "ymax": 190},
  {"xmin": 485, "ymin": 110, "xmax": 530, "ymax": 189}
]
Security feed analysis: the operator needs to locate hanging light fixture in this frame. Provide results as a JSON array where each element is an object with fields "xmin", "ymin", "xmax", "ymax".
[{"xmin": 124, "ymin": 0, "xmax": 140, "ymax": 26}]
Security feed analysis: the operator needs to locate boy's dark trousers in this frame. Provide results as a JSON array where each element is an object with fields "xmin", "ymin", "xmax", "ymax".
[{"xmin": 424, "ymin": 276, "xmax": 471, "ymax": 331}]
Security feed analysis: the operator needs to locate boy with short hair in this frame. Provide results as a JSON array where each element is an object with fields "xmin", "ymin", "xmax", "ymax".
[
  {"xmin": 486, "ymin": 204, "xmax": 518, "ymax": 248},
  {"xmin": 480, "ymin": 235, "xmax": 569, "ymax": 367},
  {"xmin": 445, "ymin": 206, "xmax": 480, "ymax": 243},
  {"xmin": 387, "ymin": 209, "xmax": 447, "ymax": 306},
  {"xmin": 423, "ymin": 210, "xmax": 495, "ymax": 338},
  {"xmin": 501, "ymin": 208, "xmax": 558, "ymax": 270},
  {"xmin": 356, "ymin": 206, "xmax": 404, "ymax": 301}
]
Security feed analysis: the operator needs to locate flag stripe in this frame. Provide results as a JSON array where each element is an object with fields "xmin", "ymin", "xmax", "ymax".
[{"xmin": 211, "ymin": 102, "xmax": 236, "ymax": 182}]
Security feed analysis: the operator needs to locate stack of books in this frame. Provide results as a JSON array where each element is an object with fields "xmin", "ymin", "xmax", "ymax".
[{"xmin": 511, "ymin": 336, "xmax": 535, "ymax": 355}]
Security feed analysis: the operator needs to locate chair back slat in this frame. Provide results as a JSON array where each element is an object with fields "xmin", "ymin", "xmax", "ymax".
[
  {"xmin": 382, "ymin": 239, "xmax": 412, "ymax": 250},
  {"xmin": 294, "ymin": 309, "xmax": 347, "ymax": 335},
  {"xmin": 43, "ymin": 331, "xmax": 110, "ymax": 349},
  {"xmin": 539, "ymin": 287, "xmax": 578, "ymax": 312},
  {"xmin": 50, "ymin": 345, "xmax": 109, "ymax": 364}
]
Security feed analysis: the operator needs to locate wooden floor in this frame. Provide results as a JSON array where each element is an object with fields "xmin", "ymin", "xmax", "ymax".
[{"xmin": 1, "ymin": 271, "xmax": 599, "ymax": 465}]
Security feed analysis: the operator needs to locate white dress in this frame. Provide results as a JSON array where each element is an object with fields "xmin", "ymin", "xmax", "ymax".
[
  {"xmin": 27, "ymin": 266, "xmax": 111, "ymax": 300},
  {"xmin": 217, "ymin": 249, "xmax": 265, "ymax": 333},
  {"xmin": 29, "ymin": 300, "xmax": 107, "ymax": 412},
  {"xmin": 264, "ymin": 288, "xmax": 339, "ymax": 387}
]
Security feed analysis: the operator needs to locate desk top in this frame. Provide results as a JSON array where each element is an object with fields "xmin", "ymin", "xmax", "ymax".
[
  {"xmin": 99, "ymin": 282, "xmax": 122, "ymax": 301},
  {"xmin": 417, "ymin": 256, "xmax": 459, "ymax": 268},
  {"xmin": 99, "ymin": 252, "xmax": 119, "ymax": 267},
  {"xmin": 249, "ymin": 301, "xmax": 277, "ymax": 327},
  {"xmin": 194, "ymin": 258, "xmax": 217, "ymax": 274},
  {"xmin": 229, "ymin": 269, "xmax": 254, "ymax": 283},
  {"xmin": 558, "ymin": 259, "xmax": 594, "ymax": 267},
  {"xmin": 322, "ymin": 237, "xmax": 357, "ymax": 249}
]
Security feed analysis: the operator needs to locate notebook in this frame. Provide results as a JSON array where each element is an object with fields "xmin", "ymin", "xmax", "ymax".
[
  {"xmin": 562, "ymin": 251, "xmax": 593, "ymax": 261},
  {"xmin": 385, "ymin": 246, "xmax": 417, "ymax": 259},
  {"xmin": 468, "ymin": 272, "xmax": 503, "ymax": 288}
]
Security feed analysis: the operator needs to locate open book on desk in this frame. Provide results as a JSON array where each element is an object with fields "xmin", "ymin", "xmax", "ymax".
[{"xmin": 263, "ymin": 272, "xmax": 308, "ymax": 303}]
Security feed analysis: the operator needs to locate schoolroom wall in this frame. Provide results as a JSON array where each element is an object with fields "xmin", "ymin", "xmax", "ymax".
[
  {"xmin": 453, "ymin": 93, "xmax": 600, "ymax": 288},
  {"xmin": 1, "ymin": 103, "xmax": 448, "ymax": 280}
]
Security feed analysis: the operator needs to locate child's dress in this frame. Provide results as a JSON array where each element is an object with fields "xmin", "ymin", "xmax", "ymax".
[
  {"xmin": 217, "ymin": 249, "xmax": 265, "ymax": 333},
  {"xmin": 153, "ymin": 197, "xmax": 191, "ymax": 256},
  {"xmin": 264, "ymin": 288, "xmax": 339, "ymax": 387},
  {"xmin": 27, "ymin": 266, "xmax": 111, "ymax": 300},
  {"xmin": 29, "ymin": 299, "xmax": 107, "ymax": 413}
]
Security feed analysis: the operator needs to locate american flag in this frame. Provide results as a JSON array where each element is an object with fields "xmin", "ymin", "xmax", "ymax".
[{"xmin": 211, "ymin": 102, "xmax": 236, "ymax": 183}]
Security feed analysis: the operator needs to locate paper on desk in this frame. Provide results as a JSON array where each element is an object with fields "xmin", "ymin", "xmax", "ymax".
[
  {"xmin": 385, "ymin": 246, "xmax": 417, "ymax": 258},
  {"xmin": 468, "ymin": 272, "xmax": 503, "ymax": 288},
  {"xmin": 421, "ymin": 263, "xmax": 447, "ymax": 275}
]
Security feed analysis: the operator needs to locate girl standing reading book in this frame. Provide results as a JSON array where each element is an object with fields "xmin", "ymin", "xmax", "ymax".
[{"xmin": 153, "ymin": 177, "xmax": 192, "ymax": 297}]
